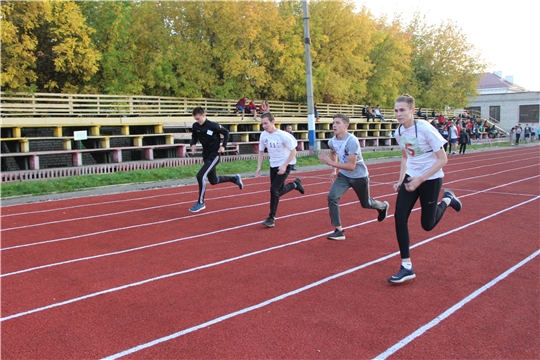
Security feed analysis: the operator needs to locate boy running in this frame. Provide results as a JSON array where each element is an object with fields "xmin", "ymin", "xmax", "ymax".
[
  {"xmin": 189, "ymin": 107, "xmax": 243, "ymax": 212},
  {"xmin": 389, "ymin": 94, "xmax": 462, "ymax": 283},
  {"xmin": 318, "ymin": 114, "xmax": 389, "ymax": 240},
  {"xmin": 256, "ymin": 112, "xmax": 304, "ymax": 227}
]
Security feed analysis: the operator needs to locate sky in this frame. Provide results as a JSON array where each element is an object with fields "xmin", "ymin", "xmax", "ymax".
[{"xmin": 354, "ymin": 0, "xmax": 540, "ymax": 91}]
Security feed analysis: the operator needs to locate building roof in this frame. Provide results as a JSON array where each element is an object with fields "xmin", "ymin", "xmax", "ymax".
[{"xmin": 477, "ymin": 73, "xmax": 528, "ymax": 94}]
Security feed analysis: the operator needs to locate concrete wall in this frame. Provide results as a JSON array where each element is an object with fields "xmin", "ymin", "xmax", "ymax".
[{"xmin": 468, "ymin": 92, "xmax": 540, "ymax": 132}]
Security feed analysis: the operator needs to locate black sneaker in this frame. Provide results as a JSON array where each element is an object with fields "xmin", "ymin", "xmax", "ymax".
[
  {"xmin": 234, "ymin": 174, "xmax": 243, "ymax": 190},
  {"xmin": 443, "ymin": 189, "xmax": 462, "ymax": 212},
  {"xmin": 388, "ymin": 265, "xmax": 416, "ymax": 283},
  {"xmin": 327, "ymin": 229, "xmax": 345, "ymax": 240},
  {"xmin": 262, "ymin": 217, "xmax": 275, "ymax": 228},
  {"xmin": 377, "ymin": 201, "xmax": 389, "ymax": 222},
  {"xmin": 294, "ymin": 178, "xmax": 305, "ymax": 194}
]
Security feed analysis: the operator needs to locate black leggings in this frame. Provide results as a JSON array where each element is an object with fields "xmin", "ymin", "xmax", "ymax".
[
  {"xmin": 459, "ymin": 143, "xmax": 467, "ymax": 154},
  {"xmin": 268, "ymin": 165, "xmax": 296, "ymax": 219},
  {"xmin": 196, "ymin": 155, "xmax": 235, "ymax": 203},
  {"xmin": 394, "ymin": 176, "xmax": 448, "ymax": 259}
]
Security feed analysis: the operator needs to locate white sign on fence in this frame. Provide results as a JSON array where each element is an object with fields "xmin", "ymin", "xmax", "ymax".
[{"xmin": 73, "ymin": 130, "xmax": 88, "ymax": 141}]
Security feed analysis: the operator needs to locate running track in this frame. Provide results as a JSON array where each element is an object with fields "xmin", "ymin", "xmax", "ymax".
[{"xmin": 1, "ymin": 146, "xmax": 539, "ymax": 359}]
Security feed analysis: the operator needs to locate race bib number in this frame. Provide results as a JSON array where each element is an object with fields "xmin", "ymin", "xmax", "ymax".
[
  {"xmin": 206, "ymin": 130, "xmax": 213, "ymax": 136},
  {"xmin": 400, "ymin": 136, "xmax": 424, "ymax": 157}
]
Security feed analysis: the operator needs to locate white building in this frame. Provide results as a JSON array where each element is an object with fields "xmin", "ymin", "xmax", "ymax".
[{"xmin": 467, "ymin": 72, "xmax": 539, "ymax": 132}]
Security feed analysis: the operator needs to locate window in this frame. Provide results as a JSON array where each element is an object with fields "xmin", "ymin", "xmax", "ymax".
[
  {"xmin": 489, "ymin": 106, "xmax": 500, "ymax": 121},
  {"xmin": 519, "ymin": 105, "xmax": 539, "ymax": 123}
]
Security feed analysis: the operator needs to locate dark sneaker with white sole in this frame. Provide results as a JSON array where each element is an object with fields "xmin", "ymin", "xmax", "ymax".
[
  {"xmin": 377, "ymin": 201, "xmax": 389, "ymax": 222},
  {"xmin": 262, "ymin": 217, "xmax": 275, "ymax": 228},
  {"xmin": 234, "ymin": 174, "xmax": 244, "ymax": 190},
  {"xmin": 388, "ymin": 266, "xmax": 416, "ymax": 283},
  {"xmin": 294, "ymin": 178, "xmax": 305, "ymax": 194},
  {"xmin": 443, "ymin": 189, "xmax": 462, "ymax": 212},
  {"xmin": 327, "ymin": 229, "xmax": 345, "ymax": 240}
]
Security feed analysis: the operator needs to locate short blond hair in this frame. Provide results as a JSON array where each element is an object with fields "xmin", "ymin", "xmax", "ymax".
[{"xmin": 395, "ymin": 94, "xmax": 415, "ymax": 108}]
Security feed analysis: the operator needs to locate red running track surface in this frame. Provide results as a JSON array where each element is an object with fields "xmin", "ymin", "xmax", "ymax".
[{"xmin": 1, "ymin": 146, "xmax": 539, "ymax": 359}]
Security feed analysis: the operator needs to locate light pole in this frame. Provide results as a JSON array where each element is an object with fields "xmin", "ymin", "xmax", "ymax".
[{"xmin": 302, "ymin": 0, "xmax": 316, "ymax": 154}]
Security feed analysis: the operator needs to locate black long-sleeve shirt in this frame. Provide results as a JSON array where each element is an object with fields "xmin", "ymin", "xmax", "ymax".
[{"xmin": 190, "ymin": 118, "xmax": 229, "ymax": 159}]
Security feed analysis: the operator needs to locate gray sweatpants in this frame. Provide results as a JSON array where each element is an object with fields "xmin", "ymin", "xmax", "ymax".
[{"xmin": 328, "ymin": 173, "xmax": 386, "ymax": 227}]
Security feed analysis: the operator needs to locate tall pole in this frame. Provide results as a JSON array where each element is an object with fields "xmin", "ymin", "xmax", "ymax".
[{"xmin": 302, "ymin": 0, "xmax": 316, "ymax": 155}]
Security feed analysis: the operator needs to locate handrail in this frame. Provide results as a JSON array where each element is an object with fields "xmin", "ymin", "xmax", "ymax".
[{"xmin": 1, "ymin": 92, "xmax": 441, "ymax": 119}]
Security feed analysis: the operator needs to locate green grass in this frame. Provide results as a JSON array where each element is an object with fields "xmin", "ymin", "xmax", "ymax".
[{"xmin": 0, "ymin": 142, "xmax": 510, "ymax": 199}]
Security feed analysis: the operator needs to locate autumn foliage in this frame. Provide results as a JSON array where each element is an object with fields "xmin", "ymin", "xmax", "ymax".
[{"xmin": 0, "ymin": 0, "xmax": 485, "ymax": 109}]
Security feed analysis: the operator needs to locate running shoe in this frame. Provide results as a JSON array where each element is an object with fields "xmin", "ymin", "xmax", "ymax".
[
  {"xmin": 388, "ymin": 265, "xmax": 416, "ymax": 283},
  {"xmin": 234, "ymin": 174, "xmax": 244, "ymax": 190},
  {"xmin": 189, "ymin": 202, "xmax": 206, "ymax": 213},
  {"xmin": 294, "ymin": 178, "xmax": 305, "ymax": 194},
  {"xmin": 377, "ymin": 201, "xmax": 389, "ymax": 222},
  {"xmin": 262, "ymin": 217, "xmax": 275, "ymax": 228},
  {"xmin": 327, "ymin": 229, "xmax": 345, "ymax": 240},
  {"xmin": 443, "ymin": 189, "xmax": 462, "ymax": 212}
]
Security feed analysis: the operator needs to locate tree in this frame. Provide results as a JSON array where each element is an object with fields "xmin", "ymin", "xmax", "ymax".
[
  {"xmin": 403, "ymin": 16, "xmax": 486, "ymax": 109},
  {"xmin": 364, "ymin": 16, "xmax": 412, "ymax": 107}
]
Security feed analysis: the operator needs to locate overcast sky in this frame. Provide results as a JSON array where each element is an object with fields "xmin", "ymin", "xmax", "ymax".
[{"xmin": 353, "ymin": 0, "xmax": 539, "ymax": 91}]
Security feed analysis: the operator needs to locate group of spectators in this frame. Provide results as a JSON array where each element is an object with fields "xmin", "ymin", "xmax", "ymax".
[
  {"xmin": 509, "ymin": 123, "xmax": 538, "ymax": 146},
  {"xmin": 429, "ymin": 112, "xmax": 499, "ymax": 155},
  {"xmin": 362, "ymin": 105, "xmax": 386, "ymax": 122},
  {"xmin": 235, "ymin": 97, "xmax": 270, "ymax": 121}
]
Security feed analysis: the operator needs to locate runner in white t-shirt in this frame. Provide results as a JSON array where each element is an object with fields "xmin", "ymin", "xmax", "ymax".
[
  {"xmin": 256, "ymin": 112, "xmax": 305, "ymax": 228},
  {"xmin": 389, "ymin": 94, "xmax": 463, "ymax": 283},
  {"xmin": 318, "ymin": 114, "xmax": 389, "ymax": 240}
]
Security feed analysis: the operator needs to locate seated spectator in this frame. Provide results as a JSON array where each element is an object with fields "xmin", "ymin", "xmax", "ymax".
[
  {"xmin": 366, "ymin": 106, "xmax": 375, "ymax": 122},
  {"xmin": 259, "ymin": 100, "xmax": 269, "ymax": 114},
  {"xmin": 472, "ymin": 124, "xmax": 480, "ymax": 140},
  {"xmin": 374, "ymin": 105, "xmax": 385, "ymax": 122},
  {"xmin": 236, "ymin": 97, "xmax": 248, "ymax": 120},
  {"xmin": 247, "ymin": 100, "xmax": 258, "ymax": 120},
  {"xmin": 437, "ymin": 114, "xmax": 446, "ymax": 124},
  {"xmin": 314, "ymin": 104, "xmax": 320, "ymax": 122},
  {"xmin": 431, "ymin": 110, "xmax": 437, "ymax": 117},
  {"xmin": 417, "ymin": 108, "xmax": 428, "ymax": 120}
]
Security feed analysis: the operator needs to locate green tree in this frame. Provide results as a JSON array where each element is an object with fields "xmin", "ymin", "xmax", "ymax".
[
  {"xmin": 364, "ymin": 17, "xmax": 412, "ymax": 107},
  {"xmin": 403, "ymin": 16, "xmax": 486, "ymax": 109}
]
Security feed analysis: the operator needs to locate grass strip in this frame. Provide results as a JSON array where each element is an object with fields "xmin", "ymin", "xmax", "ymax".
[{"xmin": 0, "ymin": 142, "xmax": 509, "ymax": 199}]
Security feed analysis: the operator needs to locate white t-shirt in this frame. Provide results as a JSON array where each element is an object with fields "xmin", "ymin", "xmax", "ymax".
[
  {"xmin": 394, "ymin": 120, "xmax": 447, "ymax": 180},
  {"xmin": 259, "ymin": 129, "xmax": 297, "ymax": 168}
]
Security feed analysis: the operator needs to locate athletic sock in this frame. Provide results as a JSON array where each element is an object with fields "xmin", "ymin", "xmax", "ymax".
[
  {"xmin": 442, "ymin": 198, "xmax": 451, "ymax": 206},
  {"xmin": 402, "ymin": 261, "xmax": 413, "ymax": 270}
]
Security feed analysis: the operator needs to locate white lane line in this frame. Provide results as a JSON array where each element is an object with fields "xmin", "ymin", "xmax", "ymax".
[
  {"xmin": 2, "ymin": 195, "xmax": 538, "ymax": 325},
  {"xmin": 0, "ymin": 181, "xmax": 327, "ymax": 231},
  {"xmin": 3, "ymin": 164, "xmax": 537, "ymax": 251},
  {"xmin": 2, "ymin": 148, "xmax": 534, "ymax": 217},
  {"xmin": 2, "ymin": 173, "xmax": 538, "ymax": 277},
  {"xmin": 99, "ymin": 198, "xmax": 540, "ymax": 360},
  {"xmin": 373, "ymin": 249, "xmax": 540, "ymax": 360}
]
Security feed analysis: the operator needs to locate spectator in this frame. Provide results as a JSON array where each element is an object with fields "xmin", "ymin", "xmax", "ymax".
[
  {"xmin": 472, "ymin": 123, "xmax": 480, "ymax": 140},
  {"xmin": 431, "ymin": 110, "xmax": 437, "ymax": 117},
  {"xmin": 531, "ymin": 124, "xmax": 537, "ymax": 142},
  {"xmin": 416, "ymin": 108, "xmax": 428, "ymax": 120},
  {"xmin": 448, "ymin": 122, "xmax": 458, "ymax": 155},
  {"xmin": 259, "ymin": 100, "xmax": 269, "ymax": 114},
  {"xmin": 247, "ymin": 100, "xmax": 258, "ymax": 120},
  {"xmin": 439, "ymin": 123, "xmax": 449, "ymax": 152},
  {"xmin": 437, "ymin": 114, "xmax": 446, "ymax": 124},
  {"xmin": 366, "ymin": 106, "xmax": 375, "ymax": 122},
  {"xmin": 524, "ymin": 124, "xmax": 531, "ymax": 143},
  {"xmin": 236, "ymin": 97, "xmax": 248, "ymax": 120},
  {"xmin": 515, "ymin": 125, "xmax": 522, "ymax": 145},
  {"xmin": 374, "ymin": 105, "xmax": 385, "ymax": 122},
  {"xmin": 314, "ymin": 104, "xmax": 320, "ymax": 122},
  {"xmin": 459, "ymin": 128, "xmax": 470, "ymax": 154},
  {"xmin": 510, "ymin": 126, "xmax": 517, "ymax": 145}
]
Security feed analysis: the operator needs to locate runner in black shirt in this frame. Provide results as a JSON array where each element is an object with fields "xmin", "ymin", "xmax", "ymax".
[{"xmin": 189, "ymin": 107, "xmax": 243, "ymax": 212}]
